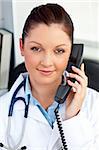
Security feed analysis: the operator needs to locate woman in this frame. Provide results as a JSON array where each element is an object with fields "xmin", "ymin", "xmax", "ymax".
[{"xmin": 0, "ymin": 3, "xmax": 99, "ymax": 150}]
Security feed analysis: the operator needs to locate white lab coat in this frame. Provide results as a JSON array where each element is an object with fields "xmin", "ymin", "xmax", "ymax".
[{"xmin": 0, "ymin": 73, "xmax": 99, "ymax": 150}]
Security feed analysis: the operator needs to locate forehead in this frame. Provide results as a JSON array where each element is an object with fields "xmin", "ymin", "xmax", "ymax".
[{"xmin": 25, "ymin": 23, "xmax": 71, "ymax": 46}]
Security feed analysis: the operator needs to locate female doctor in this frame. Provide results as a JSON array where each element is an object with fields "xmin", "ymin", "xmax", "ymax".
[{"xmin": 0, "ymin": 3, "xmax": 99, "ymax": 150}]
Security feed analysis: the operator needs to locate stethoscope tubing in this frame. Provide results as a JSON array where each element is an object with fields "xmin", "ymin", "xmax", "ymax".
[
  {"xmin": 8, "ymin": 79, "xmax": 26, "ymax": 117},
  {"xmin": 0, "ymin": 78, "xmax": 29, "ymax": 150},
  {"xmin": 6, "ymin": 116, "xmax": 27, "ymax": 150}
]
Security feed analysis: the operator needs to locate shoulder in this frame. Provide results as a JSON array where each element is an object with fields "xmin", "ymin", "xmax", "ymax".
[
  {"xmin": 0, "ymin": 73, "xmax": 26, "ymax": 114},
  {"xmin": 83, "ymin": 87, "xmax": 99, "ymax": 108}
]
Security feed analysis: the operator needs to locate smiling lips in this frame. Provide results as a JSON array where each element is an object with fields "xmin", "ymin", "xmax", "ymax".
[{"xmin": 37, "ymin": 69, "xmax": 54, "ymax": 76}]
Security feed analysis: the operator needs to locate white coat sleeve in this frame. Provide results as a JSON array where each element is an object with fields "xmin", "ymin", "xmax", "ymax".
[{"xmin": 61, "ymin": 88, "xmax": 99, "ymax": 150}]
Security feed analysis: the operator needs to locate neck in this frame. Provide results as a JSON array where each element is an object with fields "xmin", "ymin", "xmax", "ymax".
[{"xmin": 30, "ymin": 78, "xmax": 61, "ymax": 109}]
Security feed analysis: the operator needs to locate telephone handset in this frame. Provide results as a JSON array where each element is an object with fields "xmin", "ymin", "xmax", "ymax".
[
  {"xmin": 54, "ymin": 44, "xmax": 84, "ymax": 150},
  {"xmin": 55, "ymin": 44, "xmax": 84, "ymax": 104}
]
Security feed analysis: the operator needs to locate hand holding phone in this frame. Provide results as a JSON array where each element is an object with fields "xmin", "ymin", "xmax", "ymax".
[
  {"xmin": 65, "ymin": 63, "xmax": 88, "ymax": 119},
  {"xmin": 54, "ymin": 44, "xmax": 88, "ymax": 148},
  {"xmin": 55, "ymin": 43, "xmax": 88, "ymax": 118},
  {"xmin": 55, "ymin": 44, "xmax": 84, "ymax": 104}
]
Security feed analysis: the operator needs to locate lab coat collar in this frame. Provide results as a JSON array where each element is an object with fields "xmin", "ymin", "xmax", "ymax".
[{"xmin": 9, "ymin": 73, "xmax": 27, "ymax": 95}]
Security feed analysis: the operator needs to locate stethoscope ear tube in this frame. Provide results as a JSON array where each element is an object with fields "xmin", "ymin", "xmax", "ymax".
[
  {"xmin": 0, "ymin": 142, "xmax": 27, "ymax": 150},
  {"xmin": 8, "ymin": 79, "xmax": 26, "ymax": 117}
]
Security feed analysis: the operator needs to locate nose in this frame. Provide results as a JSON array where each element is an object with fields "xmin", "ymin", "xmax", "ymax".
[{"xmin": 40, "ymin": 52, "xmax": 53, "ymax": 67}]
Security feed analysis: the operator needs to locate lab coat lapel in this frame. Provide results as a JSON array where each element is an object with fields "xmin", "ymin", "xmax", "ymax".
[
  {"xmin": 28, "ymin": 104, "xmax": 52, "ymax": 125},
  {"xmin": 47, "ymin": 121, "xmax": 62, "ymax": 150},
  {"xmin": 47, "ymin": 106, "xmax": 66, "ymax": 150},
  {"xmin": 14, "ymin": 98, "xmax": 51, "ymax": 126}
]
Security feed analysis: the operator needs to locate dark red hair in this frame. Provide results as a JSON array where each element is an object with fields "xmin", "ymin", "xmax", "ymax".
[{"xmin": 22, "ymin": 3, "xmax": 74, "ymax": 43}]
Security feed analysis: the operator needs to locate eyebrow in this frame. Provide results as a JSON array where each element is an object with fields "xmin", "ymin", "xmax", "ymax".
[
  {"xmin": 29, "ymin": 41, "xmax": 42, "ymax": 46},
  {"xmin": 29, "ymin": 41, "xmax": 68, "ymax": 47}
]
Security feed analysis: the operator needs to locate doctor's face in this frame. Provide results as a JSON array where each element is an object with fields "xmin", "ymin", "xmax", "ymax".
[{"xmin": 20, "ymin": 23, "xmax": 72, "ymax": 86}]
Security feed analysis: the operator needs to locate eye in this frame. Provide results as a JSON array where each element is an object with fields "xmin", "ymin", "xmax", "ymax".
[
  {"xmin": 55, "ymin": 48, "xmax": 65, "ymax": 54},
  {"xmin": 31, "ymin": 46, "xmax": 42, "ymax": 52}
]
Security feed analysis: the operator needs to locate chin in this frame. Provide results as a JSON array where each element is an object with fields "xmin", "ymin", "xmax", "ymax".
[{"xmin": 37, "ymin": 76, "xmax": 61, "ymax": 86}]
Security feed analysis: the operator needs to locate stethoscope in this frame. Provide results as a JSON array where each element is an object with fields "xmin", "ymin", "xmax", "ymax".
[
  {"xmin": 0, "ymin": 75, "xmax": 68, "ymax": 150},
  {"xmin": 0, "ymin": 78, "xmax": 30, "ymax": 150}
]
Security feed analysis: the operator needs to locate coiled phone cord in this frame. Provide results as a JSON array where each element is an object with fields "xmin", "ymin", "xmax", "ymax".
[{"xmin": 54, "ymin": 107, "xmax": 68, "ymax": 150}]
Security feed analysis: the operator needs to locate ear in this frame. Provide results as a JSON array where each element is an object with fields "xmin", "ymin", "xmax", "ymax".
[{"xmin": 19, "ymin": 38, "xmax": 25, "ymax": 56}]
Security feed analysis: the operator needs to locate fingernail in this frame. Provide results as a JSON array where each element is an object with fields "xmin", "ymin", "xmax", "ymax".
[{"xmin": 72, "ymin": 66, "xmax": 75, "ymax": 69}]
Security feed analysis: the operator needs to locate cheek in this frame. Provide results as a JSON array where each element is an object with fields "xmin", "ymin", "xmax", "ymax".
[
  {"xmin": 24, "ymin": 53, "xmax": 39, "ymax": 71},
  {"xmin": 58, "ymin": 52, "xmax": 70, "ymax": 67},
  {"xmin": 56, "ymin": 57, "xmax": 69, "ymax": 73}
]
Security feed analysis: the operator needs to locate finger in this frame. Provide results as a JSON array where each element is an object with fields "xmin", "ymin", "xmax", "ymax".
[
  {"xmin": 69, "ymin": 73, "xmax": 88, "ymax": 86},
  {"xmin": 80, "ymin": 63, "xmax": 84, "ymax": 72},
  {"xmin": 72, "ymin": 81, "xmax": 79, "ymax": 93},
  {"xmin": 67, "ymin": 80, "xmax": 81, "ymax": 93},
  {"xmin": 71, "ymin": 65, "xmax": 86, "ymax": 78}
]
